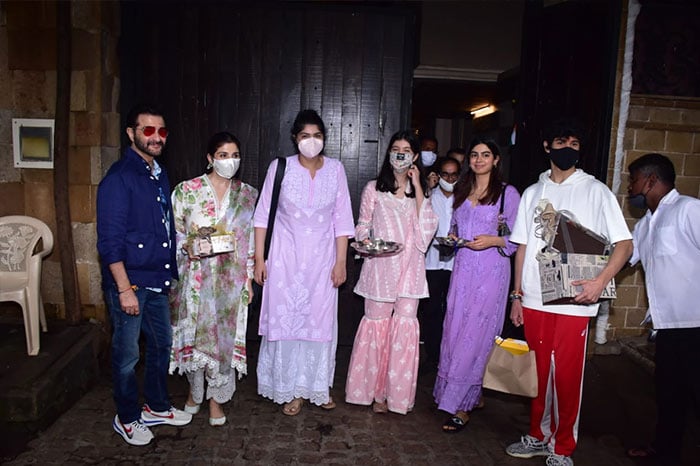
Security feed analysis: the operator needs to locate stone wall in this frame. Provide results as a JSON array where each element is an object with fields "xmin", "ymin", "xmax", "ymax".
[
  {"xmin": 610, "ymin": 96, "xmax": 700, "ymax": 337},
  {"xmin": 0, "ymin": 1, "xmax": 120, "ymax": 322}
]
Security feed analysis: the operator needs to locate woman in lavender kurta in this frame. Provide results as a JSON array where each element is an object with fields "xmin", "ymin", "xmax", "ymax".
[
  {"xmin": 170, "ymin": 132, "xmax": 257, "ymax": 426},
  {"xmin": 346, "ymin": 131, "xmax": 438, "ymax": 415},
  {"xmin": 254, "ymin": 110, "xmax": 354, "ymax": 416},
  {"xmin": 434, "ymin": 138, "xmax": 520, "ymax": 432}
]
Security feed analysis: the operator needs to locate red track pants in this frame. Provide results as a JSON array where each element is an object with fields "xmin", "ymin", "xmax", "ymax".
[{"xmin": 523, "ymin": 307, "xmax": 589, "ymax": 457}]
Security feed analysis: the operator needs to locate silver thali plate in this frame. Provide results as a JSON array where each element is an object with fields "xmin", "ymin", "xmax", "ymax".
[
  {"xmin": 434, "ymin": 236, "xmax": 469, "ymax": 248},
  {"xmin": 351, "ymin": 240, "xmax": 403, "ymax": 257}
]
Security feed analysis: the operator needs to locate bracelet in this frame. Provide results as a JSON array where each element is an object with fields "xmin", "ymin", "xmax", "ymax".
[
  {"xmin": 118, "ymin": 285, "xmax": 138, "ymax": 294},
  {"xmin": 509, "ymin": 290, "xmax": 523, "ymax": 302}
]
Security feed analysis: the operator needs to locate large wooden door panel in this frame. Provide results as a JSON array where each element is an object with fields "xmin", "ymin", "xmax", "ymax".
[{"xmin": 120, "ymin": 2, "xmax": 417, "ymax": 345}]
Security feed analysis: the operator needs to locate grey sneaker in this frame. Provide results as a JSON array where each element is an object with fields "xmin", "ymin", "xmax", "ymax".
[
  {"xmin": 546, "ymin": 454, "xmax": 574, "ymax": 466},
  {"xmin": 113, "ymin": 415, "xmax": 154, "ymax": 446},
  {"xmin": 141, "ymin": 404, "xmax": 193, "ymax": 426},
  {"xmin": 505, "ymin": 435, "xmax": 550, "ymax": 458}
]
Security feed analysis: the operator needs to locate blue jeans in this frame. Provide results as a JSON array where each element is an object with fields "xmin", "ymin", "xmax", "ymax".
[{"xmin": 106, "ymin": 287, "xmax": 172, "ymax": 423}]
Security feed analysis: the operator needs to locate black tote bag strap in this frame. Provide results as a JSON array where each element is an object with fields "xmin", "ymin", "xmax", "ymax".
[
  {"xmin": 499, "ymin": 182, "xmax": 507, "ymax": 215},
  {"xmin": 264, "ymin": 156, "xmax": 286, "ymax": 261}
]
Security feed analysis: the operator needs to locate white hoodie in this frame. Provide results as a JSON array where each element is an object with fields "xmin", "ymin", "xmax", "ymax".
[{"xmin": 509, "ymin": 169, "xmax": 632, "ymax": 317}]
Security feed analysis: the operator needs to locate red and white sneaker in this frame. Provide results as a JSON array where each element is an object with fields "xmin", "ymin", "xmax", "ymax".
[
  {"xmin": 113, "ymin": 415, "xmax": 154, "ymax": 446},
  {"xmin": 140, "ymin": 404, "xmax": 193, "ymax": 427}
]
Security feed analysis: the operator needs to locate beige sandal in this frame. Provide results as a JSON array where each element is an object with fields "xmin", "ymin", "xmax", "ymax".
[
  {"xmin": 321, "ymin": 396, "xmax": 336, "ymax": 410},
  {"xmin": 282, "ymin": 398, "xmax": 304, "ymax": 416}
]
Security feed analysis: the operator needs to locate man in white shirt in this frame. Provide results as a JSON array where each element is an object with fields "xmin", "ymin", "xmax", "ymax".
[
  {"xmin": 626, "ymin": 153, "xmax": 700, "ymax": 465},
  {"xmin": 419, "ymin": 157, "xmax": 460, "ymax": 372},
  {"xmin": 505, "ymin": 118, "xmax": 633, "ymax": 466}
]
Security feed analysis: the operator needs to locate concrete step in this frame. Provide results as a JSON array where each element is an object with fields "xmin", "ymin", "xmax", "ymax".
[{"xmin": 0, "ymin": 315, "xmax": 102, "ymax": 455}]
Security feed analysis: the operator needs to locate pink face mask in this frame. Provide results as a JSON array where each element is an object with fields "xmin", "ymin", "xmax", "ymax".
[{"xmin": 298, "ymin": 137, "xmax": 324, "ymax": 158}]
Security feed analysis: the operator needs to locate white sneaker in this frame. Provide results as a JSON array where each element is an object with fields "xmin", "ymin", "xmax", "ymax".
[
  {"xmin": 546, "ymin": 454, "xmax": 574, "ymax": 466},
  {"xmin": 505, "ymin": 435, "xmax": 550, "ymax": 458},
  {"xmin": 141, "ymin": 404, "xmax": 193, "ymax": 426},
  {"xmin": 113, "ymin": 415, "xmax": 154, "ymax": 446}
]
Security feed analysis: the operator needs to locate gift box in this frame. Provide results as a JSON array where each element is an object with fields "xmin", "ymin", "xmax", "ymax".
[
  {"xmin": 192, "ymin": 228, "xmax": 235, "ymax": 257},
  {"xmin": 538, "ymin": 212, "xmax": 616, "ymax": 305}
]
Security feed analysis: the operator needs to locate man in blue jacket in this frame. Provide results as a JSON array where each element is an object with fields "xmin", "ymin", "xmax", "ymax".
[{"xmin": 97, "ymin": 104, "xmax": 191, "ymax": 446}]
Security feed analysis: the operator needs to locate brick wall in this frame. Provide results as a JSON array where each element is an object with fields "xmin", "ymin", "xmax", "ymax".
[
  {"xmin": 0, "ymin": 1, "xmax": 120, "ymax": 322},
  {"xmin": 610, "ymin": 95, "xmax": 700, "ymax": 338}
]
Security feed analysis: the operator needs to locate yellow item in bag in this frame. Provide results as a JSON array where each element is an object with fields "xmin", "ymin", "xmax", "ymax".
[{"xmin": 494, "ymin": 336, "xmax": 530, "ymax": 355}]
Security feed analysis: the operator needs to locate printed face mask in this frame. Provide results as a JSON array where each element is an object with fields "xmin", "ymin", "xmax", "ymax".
[
  {"xmin": 548, "ymin": 146, "xmax": 579, "ymax": 170},
  {"xmin": 298, "ymin": 137, "xmax": 324, "ymax": 158},
  {"xmin": 438, "ymin": 177, "xmax": 456, "ymax": 192},
  {"xmin": 213, "ymin": 157, "xmax": 240, "ymax": 179},
  {"xmin": 420, "ymin": 150, "xmax": 437, "ymax": 167},
  {"xmin": 389, "ymin": 152, "xmax": 412, "ymax": 173}
]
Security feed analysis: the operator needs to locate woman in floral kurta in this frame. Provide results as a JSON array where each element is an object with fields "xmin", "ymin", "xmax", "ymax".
[
  {"xmin": 434, "ymin": 138, "xmax": 520, "ymax": 433},
  {"xmin": 346, "ymin": 130, "xmax": 438, "ymax": 415},
  {"xmin": 169, "ymin": 132, "xmax": 257, "ymax": 426},
  {"xmin": 254, "ymin": 110, "xmax": 355, "ymax": 416}
]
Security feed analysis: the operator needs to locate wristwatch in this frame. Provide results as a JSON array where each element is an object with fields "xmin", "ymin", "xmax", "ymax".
[{"xmin": 509, "ymin": 290, "xmax": 523, "ymax": 302}]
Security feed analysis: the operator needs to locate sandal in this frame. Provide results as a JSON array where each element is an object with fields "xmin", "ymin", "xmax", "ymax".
[
  {"xmin": 627, "ymin": 446, "xmax": 659, "ymax": 459},
  {"xmin": 321, "ymin": 396, "xmax": 336, "ymax": 410},
  {"xmin": 442, "ymin": 413, "xmax": 469, "ymax": 433},
  {"xmin": 372, "ymin": 401, "xmax": 388, "ymax": 414},
  {"xmin": 282, "ymin": 398, "xmax": 304, "ymax": 416}
]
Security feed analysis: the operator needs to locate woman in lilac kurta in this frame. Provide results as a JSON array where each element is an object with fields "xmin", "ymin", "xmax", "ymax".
[
  {"xmin": 346, "ymin": 131, "xmax": 438, "ymax": 415},
  {"xmin": 433, "ymin": 138, "xmax": 520, "ymax": 432},
  {"xmin": 254, "ymin": 110, "xmax": 354, "ymax": 415}
]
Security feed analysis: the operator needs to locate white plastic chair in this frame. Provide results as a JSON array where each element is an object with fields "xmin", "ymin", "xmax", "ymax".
[{"xmin": 0, "ymin": 215, "xmax": 54, "ymax": 356}]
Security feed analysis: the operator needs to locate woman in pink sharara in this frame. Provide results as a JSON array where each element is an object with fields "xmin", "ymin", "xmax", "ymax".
[
  {"xmin": 253, "ymin": 110, "xmax": 355, "ymax": 416},
  {"xmin": 345, "ymin": 130, "xmax": 438, "ymax": 414}
]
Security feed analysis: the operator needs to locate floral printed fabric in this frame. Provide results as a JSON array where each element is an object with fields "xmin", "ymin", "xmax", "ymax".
[{"xmin": 169, "ymin": 175, "xmax": 257, "ymax": 386}]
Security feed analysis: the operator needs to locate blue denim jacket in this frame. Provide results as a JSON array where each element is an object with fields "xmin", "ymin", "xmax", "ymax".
[{"xmin": 97, "ymin": 147, "xmax": 177, "ymax": 291}]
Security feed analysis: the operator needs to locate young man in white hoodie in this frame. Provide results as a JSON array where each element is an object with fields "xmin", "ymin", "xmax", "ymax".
[{"xmin": 504, "ymin": 118, "xmax": 633, "ymax": 466}]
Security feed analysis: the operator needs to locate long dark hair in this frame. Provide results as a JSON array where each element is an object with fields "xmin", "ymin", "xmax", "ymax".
[
  {"xmin": 453, "ymin": 138, "xmax": 504, "ymax": 210},
  {"xmin": 375, "ymin": 130, "xmax": 428, "ymax": 198},
  {"xmin": 206, "ymin": 131, "xmax": 243, "ymax": 180}
]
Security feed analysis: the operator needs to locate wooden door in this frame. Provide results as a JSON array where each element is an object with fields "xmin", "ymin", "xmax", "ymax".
[
  {"xmin": 511, "ymin": 0, "xmax": 622, "ymax": 191},
  {"xmin": 119, "ymin": 2, "xmax": 418, "ymax": 344}
]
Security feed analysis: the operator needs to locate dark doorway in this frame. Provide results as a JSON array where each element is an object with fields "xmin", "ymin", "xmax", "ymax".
[{"xmin": 511, "ymin": 0, "xmax": 622, "ymax": 192}]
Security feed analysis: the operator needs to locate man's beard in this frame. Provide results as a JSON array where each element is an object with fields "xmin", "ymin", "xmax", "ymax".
[{"xmin": 134, "ymin": 136, "xmax": 164, "ymax": 158}]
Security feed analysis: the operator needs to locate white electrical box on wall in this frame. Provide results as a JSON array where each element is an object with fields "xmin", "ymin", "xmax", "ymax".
[{"xmin": 12, "ymin": 118, "xmax": 55, "ymax": 169}]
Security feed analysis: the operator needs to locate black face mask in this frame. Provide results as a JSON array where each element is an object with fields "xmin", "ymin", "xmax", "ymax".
[
  {"xmin": 628, "ymin": 192, "xmax": 648, "ymax": 210},
  {"xmin": 548, "ymin": 146, "xmax": 579, "ymax": 170}
]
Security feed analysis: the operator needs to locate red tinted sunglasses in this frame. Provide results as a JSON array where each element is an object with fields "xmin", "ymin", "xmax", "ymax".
[{"xmin": 138, "ymin": 126, "xmax": 169, "ymax": 138}]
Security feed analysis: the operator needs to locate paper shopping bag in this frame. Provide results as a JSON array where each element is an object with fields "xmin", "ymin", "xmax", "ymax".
[{"xmin": 482, "ymin": 340, "xmax": 538, "ymax": 398}]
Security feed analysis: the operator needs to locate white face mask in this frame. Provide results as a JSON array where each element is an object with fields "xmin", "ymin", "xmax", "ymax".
[
  {"xmin": 298, "ymin": 137, "xmax": 324, "ymax": 158},
  {"xmin": 421, "ymin": 150, "xmax": 437, "ymax": 167},
  {"xmin": 438, "ymin": 177, "xmax": 456, "ymax": 193},
  {"xmin": 389, "ymin": 152, "xmax": 412, "ymax": 173},
  {"xmin": 212, "ymin": 158, "xmax": 240, "ymax": 179}
]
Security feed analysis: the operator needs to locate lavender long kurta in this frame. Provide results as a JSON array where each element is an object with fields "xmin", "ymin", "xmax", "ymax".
[
  {"xmin": 253, "ymin": 156, "xmax": 355, "ymax": 342},
  {"xmin": 433, "ymin": 185, "xmax": 520, "ymax": 414}
]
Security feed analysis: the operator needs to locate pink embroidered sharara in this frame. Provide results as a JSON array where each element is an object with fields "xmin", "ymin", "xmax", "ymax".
[{"xmin": 346, "ymin": 180, "xmax": 438, "ymax": 414}]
